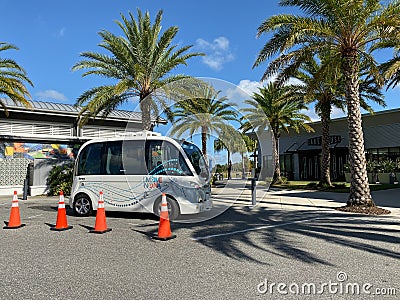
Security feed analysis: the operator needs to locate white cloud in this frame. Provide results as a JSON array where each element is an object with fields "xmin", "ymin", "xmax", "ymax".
[
  {"xmin": 225, "ymin": 79, "xmax": 347, "ymax": 122},
  {"xmin": 300, "ymin": 108, "xmax": 319, "ymax": 122},
  {"xmin": 236, "ymin": 79, "xmax": 263, "ymax": 96},
  {"xmin": 213, "ymin": 36, "xmax": 229, "ymax": 51},
  {"xmin": 36, "ymin": 90, "xmax": 68, "ymax": 102},
  {"xmin": 301, "ymin": 106, "xmax": 346, "ymax": 122},
  {"xmin": 58, "ymin": 27, "xmax": 66, "ymax": 38},
  {"xmin": 226, "ymin": 79, "xmax": 269, "ymax": 100},
  {"xmin": 196, "ymin": 36, "xmax": 234, "ymax": 71},
  {"xmin": 331, "ymin": 107, "xmax": 346, "ymax": 119},
  {"xmin": 227, "ymin": 77, "xmax": 300, "ymax": 99}
]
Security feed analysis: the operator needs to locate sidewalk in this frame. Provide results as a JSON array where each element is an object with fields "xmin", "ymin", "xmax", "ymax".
[
  {"xmin": 0, "ymin": 194, "xmax": 59, "ymax": 202},
  {"xmin": 1, "ymin": 181, "xmax": 398, "ymax": 217},
  {"xmin": 211, "ymin": 179, "xmax": 400, "ymax": 218}
]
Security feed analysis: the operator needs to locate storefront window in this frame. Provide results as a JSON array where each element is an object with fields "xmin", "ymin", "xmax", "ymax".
[{"xmin": 378, "ymin": 148, "xmax": 389, "ymax": 162}]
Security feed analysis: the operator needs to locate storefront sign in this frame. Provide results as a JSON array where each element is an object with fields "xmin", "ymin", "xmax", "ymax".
[{"xmin": 308, "ymin": 135, "xmax": 342, "ymax": 146}]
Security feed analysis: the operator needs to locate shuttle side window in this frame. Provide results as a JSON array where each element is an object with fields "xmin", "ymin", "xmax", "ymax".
[
  {"xmin": 122, "ymin": 140, "xmax": 147, "ymax": 175},
  {"xmin": 77, "ymin": 143, "xmax": 103, "ymax": 175},
  {"xmin": 105, "ymin": 141, "xmax": 124, "ymax": 175},
  {"xmin": 146, "ymin": 140, "xmax": 193, "ymax": 176}
]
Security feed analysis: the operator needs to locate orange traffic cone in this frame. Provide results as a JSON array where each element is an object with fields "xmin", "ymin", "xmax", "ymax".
[
  {"xmin": 90, "ymin": 191, "xmax": 111, "ymax": 234},
  {"xmin": 4, "ymin": 191, "xmax": 25, "ymax": 229},
  {"xmin": 153, "ymin": 193, "xmax": 176, "ymax": 241},
  {"xmin": 51, "ymin": 191, "xmax": 73, "ymax": 231}
]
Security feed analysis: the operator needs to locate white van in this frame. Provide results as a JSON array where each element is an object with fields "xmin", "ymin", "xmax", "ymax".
[{"xmin": 69, "ymin": 132, "xmax": 212, "ymax": 219}]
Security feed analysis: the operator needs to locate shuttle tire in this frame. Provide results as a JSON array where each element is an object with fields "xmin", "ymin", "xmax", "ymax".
[
  {"xmin": 73, "ymin": 193, "xmax": 93, "ymax": 217},
  {"xmin": 153, "ymin": 195, "xmax": 180, "ymax": 221}
]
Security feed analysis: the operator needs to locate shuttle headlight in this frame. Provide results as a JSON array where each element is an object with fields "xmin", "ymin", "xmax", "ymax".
[{"xmin": 188, "ymin": 181, "xmax": 201, "ymax": 189}]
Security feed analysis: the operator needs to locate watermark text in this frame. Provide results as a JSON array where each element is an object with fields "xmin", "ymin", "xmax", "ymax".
[{"xmin": 257, "ymin": 272, "xmax": 396, "ymax": 296}]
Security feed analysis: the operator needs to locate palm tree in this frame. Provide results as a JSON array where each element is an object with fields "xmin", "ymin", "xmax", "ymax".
[
  {"xmin": 214, "ymin": 138, "xmax": 231, "ymax": 174},
  {"xmin": 72, "ymin": 9, "xmax": 203, "ymax": 129},
  {"xmin": 378, "ymin": 43, "xmax": 400, "ymax": 89},
  {"xmin": 0, "ymin": 42, "xmax": 32, "ymax": 114},
  {"xmin": 170, "ymin": 84, "xmax": 238, "ymax": 156},
  {"xmin": 291, "ymin": 55, "xmax": 344, "ymax": 187},
  {"xmin": 289, "ymin": 55, "xmax": 384, "ymax": 187},
  {"xmin": 233, "ymin": 133, "xmax": 257, "ymax": 179},
  {"xmin": 214, "ymin": 130, "xmax": 256, "ymax": 179},
  {"xmin": 254, "ymin": 0, "xmax": 400, "ymax": 207},
  {"xmin": 241, "ymin": 83, "xmax": 314, "ymax": 183}
]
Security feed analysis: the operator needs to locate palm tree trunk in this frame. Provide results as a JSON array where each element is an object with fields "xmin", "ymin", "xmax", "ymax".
[
  {"xmin": 253, "ymin": 139, "xmax": 258, "ymax": 173},
  {"xmin": 342, "ymin": 51, "xmax": 374, "ymax": 207},
  {"xmin": 272, "ymin": 132, "xmax": 281, "ymax": 183},
  {"xmin": 227, "ymin": 150, "xmax": 231, "ymax": 179},
  {"xmin": 140, "ymin": 95, "xmax": 152, "ymax": 131},
  {"xmin": 241, "ymin": 153, "xmax": 246, "ymax": 179},
  {"xmin": 201, "ymin": 126, "xmax": 207, "ymax": 156},
  {"xmin": 319, "ymin": 101, "xmax": 332, "ymax": 187}
]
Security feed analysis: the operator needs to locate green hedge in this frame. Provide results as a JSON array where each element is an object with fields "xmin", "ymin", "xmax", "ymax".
[{"xmin": 47, "ymin": 163, "xmax": 74, "ymax": 196}]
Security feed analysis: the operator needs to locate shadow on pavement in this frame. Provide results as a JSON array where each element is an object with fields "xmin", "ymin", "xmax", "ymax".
[
  {"xmin": 269, "ymin": 188, "xmax": 400, "ymax": 209},
  {"xmin": 19, "ymin": 189, "xmax": 400, "ymax": 267},
  {"xmin": 106, "ymin": 211, "xmax": 158, "ymax": 221},
  {"xmin": 171, "ymin": 207, "xmax": 400, "ymax": 266},
  {"xmin": 79, "ymin": 224, "xmax": 94, "ymax": 231}
]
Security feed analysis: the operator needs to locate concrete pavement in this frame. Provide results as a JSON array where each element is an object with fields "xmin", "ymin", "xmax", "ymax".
[
  {"xmin": 211, "ymin": 179, "xmax": 400, "ymax": 218},
  {"xmin": 0, "ymin": 181, "xmax": 399, "ymax": 299},
  {"xmin": 1, "ymin": 180, "xmax": 399, "ymax": 218}
]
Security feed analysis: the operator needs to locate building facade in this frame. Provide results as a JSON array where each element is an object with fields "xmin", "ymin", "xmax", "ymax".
[
  {"xmin": 277, "ymin": 109, "xmax": 400, "ymax": 181},
  {"xmin": 0, "ymin": 99, "xmax": 165, "ymax": 195}
]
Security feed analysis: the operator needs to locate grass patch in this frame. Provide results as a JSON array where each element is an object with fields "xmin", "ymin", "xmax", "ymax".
[{"xmin": 271, "ymin": 181, "xmax": 400, "ymax": 192}]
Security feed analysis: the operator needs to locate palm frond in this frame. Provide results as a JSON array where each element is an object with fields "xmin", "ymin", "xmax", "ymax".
[
  {"xmin": 73, "ymin": 9, "xmax": 202, "ymax": 128},
  {"xmin": 0, "ymin": 42, "xmax": 33, "ymax": 114}
]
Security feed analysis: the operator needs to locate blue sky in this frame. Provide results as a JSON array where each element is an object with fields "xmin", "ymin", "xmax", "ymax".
[{"xmin": 1, "ymin": 0, "xmax": 398, "ymax": 121}]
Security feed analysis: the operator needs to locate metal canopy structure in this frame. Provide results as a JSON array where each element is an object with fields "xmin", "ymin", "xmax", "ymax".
[{"xmin": 0, "ymin": 98, "xmax": 166, "ymax": 144}]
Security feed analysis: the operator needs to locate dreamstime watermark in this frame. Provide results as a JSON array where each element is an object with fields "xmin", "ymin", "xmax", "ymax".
[{"xmin": 257, "ymin": 272, "xmax": 397, "ymax": 296}]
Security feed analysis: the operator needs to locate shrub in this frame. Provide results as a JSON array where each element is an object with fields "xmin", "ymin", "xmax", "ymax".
[
  {"xmin": 210, "ymin": 175, "xmax": 216, "ymax": 186},
  {"xmin": 273, "ymin": 176, "xmax": 288, "ymax": 185},
  {"xmin": 47, "ymin": 163, "xmax": 74, "ymax": 196},
  {"xmin": 306, "ymin": 182, "xmax": 318, "ymax": 189},
  {"xmin": 280, "ymin": 176, "xmax": 288, "ymax": 184},
  {"xmin": 366, "ymin": 160, "xmax": 378, "ymax": 173},
  {"xmin": 333, "ymin": 183, "xmax": 346, "ymax": 188},
  {"xmin": 380, "ymin": 159, "xmax": 396, "ymax": 173}
]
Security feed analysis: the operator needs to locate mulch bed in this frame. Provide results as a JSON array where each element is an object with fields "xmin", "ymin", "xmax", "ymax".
[{"xmin": 335, "ymin": 205, "xmax": 391, "ymax": 215}]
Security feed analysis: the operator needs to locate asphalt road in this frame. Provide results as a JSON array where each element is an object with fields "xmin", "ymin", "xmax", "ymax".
[{"xmin": 0, "ymin": 191, "xmax": 399, "ymax": 299}]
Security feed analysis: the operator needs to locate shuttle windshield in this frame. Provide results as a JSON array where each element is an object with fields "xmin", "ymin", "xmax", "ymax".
[{"xmin": 181, "ymin": 141, "xmax": 209, "ymax": 181}]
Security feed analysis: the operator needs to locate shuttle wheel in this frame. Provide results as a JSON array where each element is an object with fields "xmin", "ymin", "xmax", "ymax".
[
  {"xmin": 73, "ymin": 194, "xmax": 93, "ymax": 217},
  {"xmin": 153, "ymin": 196, "xmax": 180, "ymax": 221}
]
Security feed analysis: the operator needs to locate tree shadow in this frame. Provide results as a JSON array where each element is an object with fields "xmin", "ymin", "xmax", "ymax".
[
  {"xmin": 268, "ymin": 190, "xmax": 347, "ymax": 202},
  {"xmin": 27, "ymin": 204, "xmax": 58, "ymax": 212},
  {"xmin": 267, "ymin": 188, "xmax": 400, "ymax": 209},
  {"xmin": 171, "ymin": 207, "xmax": 400, "ymax": 266},
  {"xmin": 106, "ymin": 211, "xmax": 158, "ymax": 221}
]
